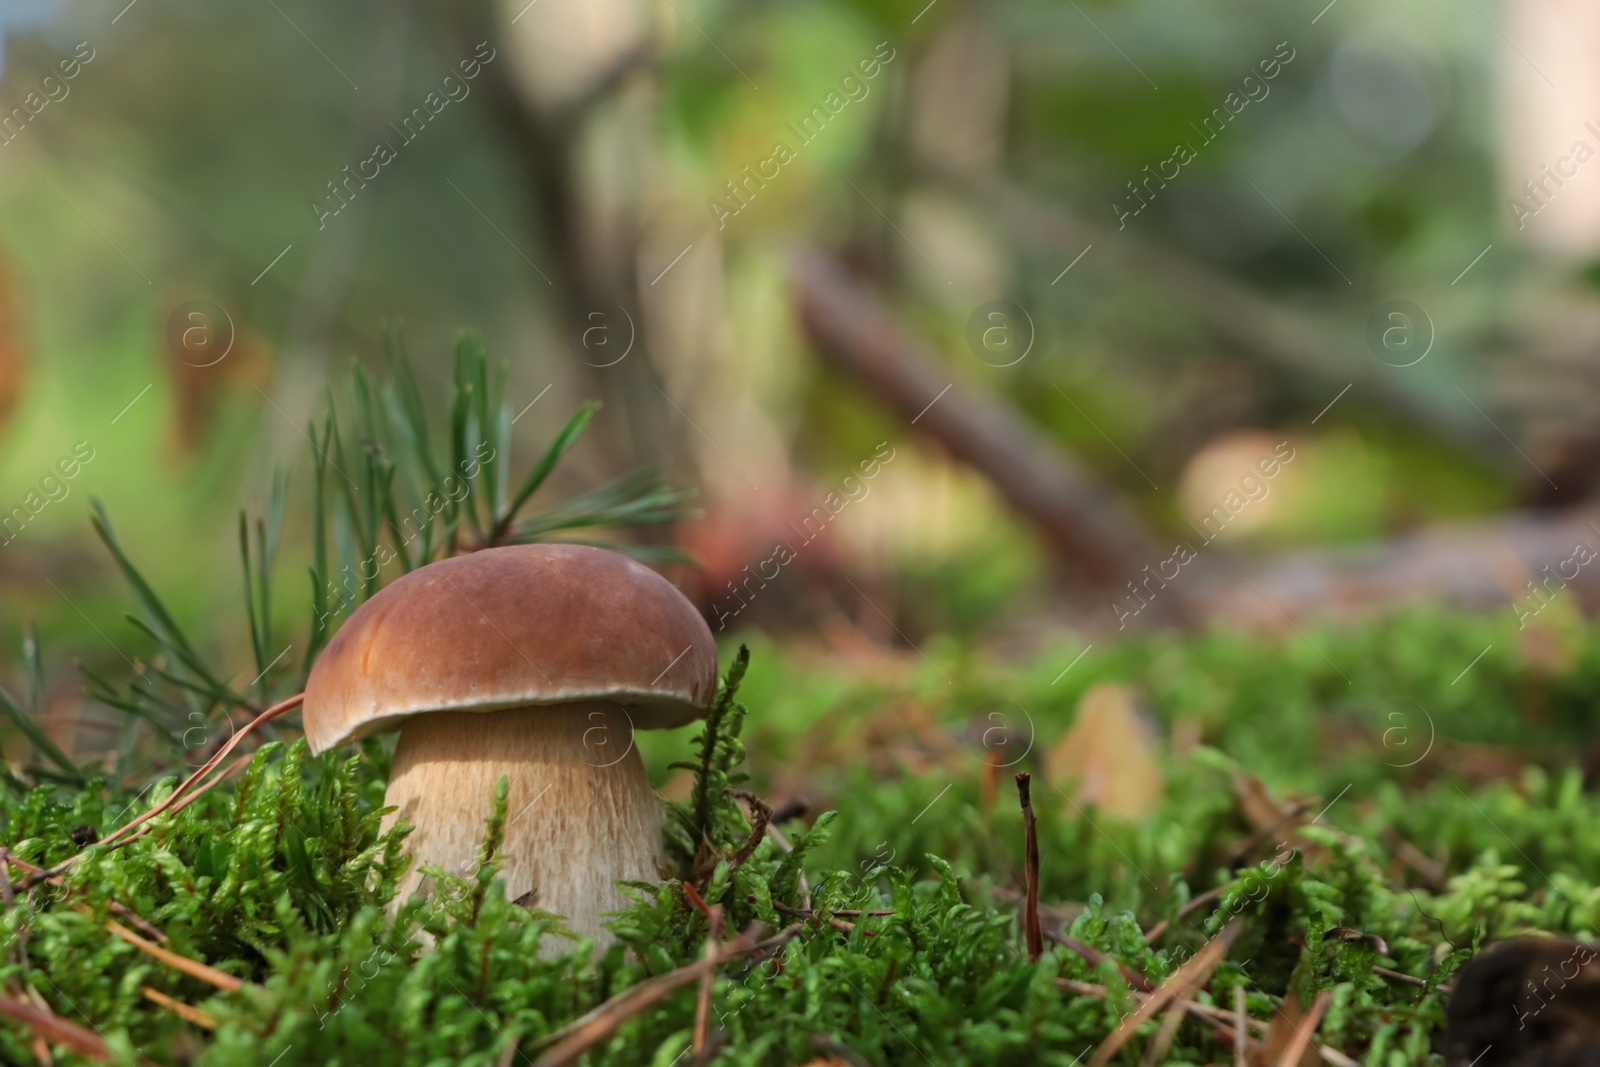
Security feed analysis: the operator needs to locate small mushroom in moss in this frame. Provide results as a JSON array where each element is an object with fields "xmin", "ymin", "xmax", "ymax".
[{"xmin": 302, "ymin": 544, "xmax": 717, "ymax": 945}]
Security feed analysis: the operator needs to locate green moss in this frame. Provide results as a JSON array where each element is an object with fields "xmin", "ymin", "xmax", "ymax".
[{"xmin": 4, "ymin": 626, "xmax": 1599, "ymax": 1064}]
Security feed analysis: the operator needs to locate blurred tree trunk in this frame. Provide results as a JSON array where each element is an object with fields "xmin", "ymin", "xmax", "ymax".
[{"xmin": 445, "ymin": 0, "xmax": 693, "ymax": 488}]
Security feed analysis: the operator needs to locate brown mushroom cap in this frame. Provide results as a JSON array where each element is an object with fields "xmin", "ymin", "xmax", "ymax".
[{"xmin": 302, "ymin": 543, "xmax": 718, "ymax": 753}]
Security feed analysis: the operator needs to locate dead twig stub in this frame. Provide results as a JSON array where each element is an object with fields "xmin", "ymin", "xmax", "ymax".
[
  {"xmin": 1016, "ymin": 773, "xmax": 1043, "ymax": 963},
  {"xmin": 980, "ymin": 750, "xmax": 1003, "ymax": 824}
]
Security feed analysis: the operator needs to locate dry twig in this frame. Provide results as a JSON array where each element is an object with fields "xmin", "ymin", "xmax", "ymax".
[
  {"xmin": 770, "ymin": 905, "xmax": 895, "ymax": 919},
  {"xmin": 102, "ymin": 693, "xmax": 303, "ymax": 848},
  {"xmin": 761, "ymin": 821, "xmax": 810, "ymax": 912},
  {"xmin": 1139, "ymin": 998, "xmax": 1190, "ymax": 1067}
]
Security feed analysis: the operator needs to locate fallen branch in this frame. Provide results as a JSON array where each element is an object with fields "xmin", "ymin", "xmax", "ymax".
[
  {"xmin": 1193, "ymin": 504, "xmax": 1600, "ymax": 627},
  {"xmin": 792, "ymin": 244, "xmax": 1600, "ymax": 629},
  {"xmin": 793, "ymin": 250, "xmax": 1192, "ymax": 620}
]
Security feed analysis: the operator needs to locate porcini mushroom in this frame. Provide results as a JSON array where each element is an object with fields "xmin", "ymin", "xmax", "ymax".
[{"xmin": 302, "ymin": 543, "xmax": 717, "ymax": 945}]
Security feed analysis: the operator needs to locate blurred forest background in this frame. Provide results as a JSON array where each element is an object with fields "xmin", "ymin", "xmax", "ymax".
[{"xmin": 1, "ymin": 0, "xmax": 1599, "ymax": 767}]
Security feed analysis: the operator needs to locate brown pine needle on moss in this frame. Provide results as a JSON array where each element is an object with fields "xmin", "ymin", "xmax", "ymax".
[
  {"xmin": 1144, "ymin": 883, "xmax": 1229, "ymax": 945},
  {"xmin": 1235, "ymin": 986, "xmax": 1248, "ymax": 1067},
  {"xmin": 530, "ymin": 924, "xmax": 801, "ymax": 1067},
  {"xmin": 4, "ymin": 849, "xmax": 170, "ymax": 944},
  {"xmin": 15, "ymin": 693, "xmax": 304, "ymax": 893},
  {"xmin": 104, "ymin": 920, "xmax": 245, "ymax": 993},
  {"xmin": 1269, "ymin": 989, "xmax": 1333, "ymax": 1067},
  {"xmin": 1056, "ymin": 979, "xmax": 1251, "ymax": 1046},
  {"xmin": 1087, "ymin": 921, "xmax": 1240, "ymax": 1067},
  {"xmin": 693, "ymin": 904, "xmax": 724, "ymax": 1055},
  {"xmin": 1047, "ymin": 932, "xmax": 1156, "ymax": 993},
  {"xmin": 1139, "ymin": 997, "xmax": 1191, "ymax": 1067},
  {"xmin": 139, "ymin": 987, "xmax": 217, "ymax": 1030}
]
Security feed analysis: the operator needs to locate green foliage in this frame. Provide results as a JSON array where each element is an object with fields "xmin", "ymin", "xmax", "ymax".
[{"xmin": 669, "ymin": 643, "xmax": 752, "ymax": 868}]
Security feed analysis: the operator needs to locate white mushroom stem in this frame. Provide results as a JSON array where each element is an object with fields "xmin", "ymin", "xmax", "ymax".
[{"xmin": 380, "ymin": 703, "xmax": 662, "ymax": 948}]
